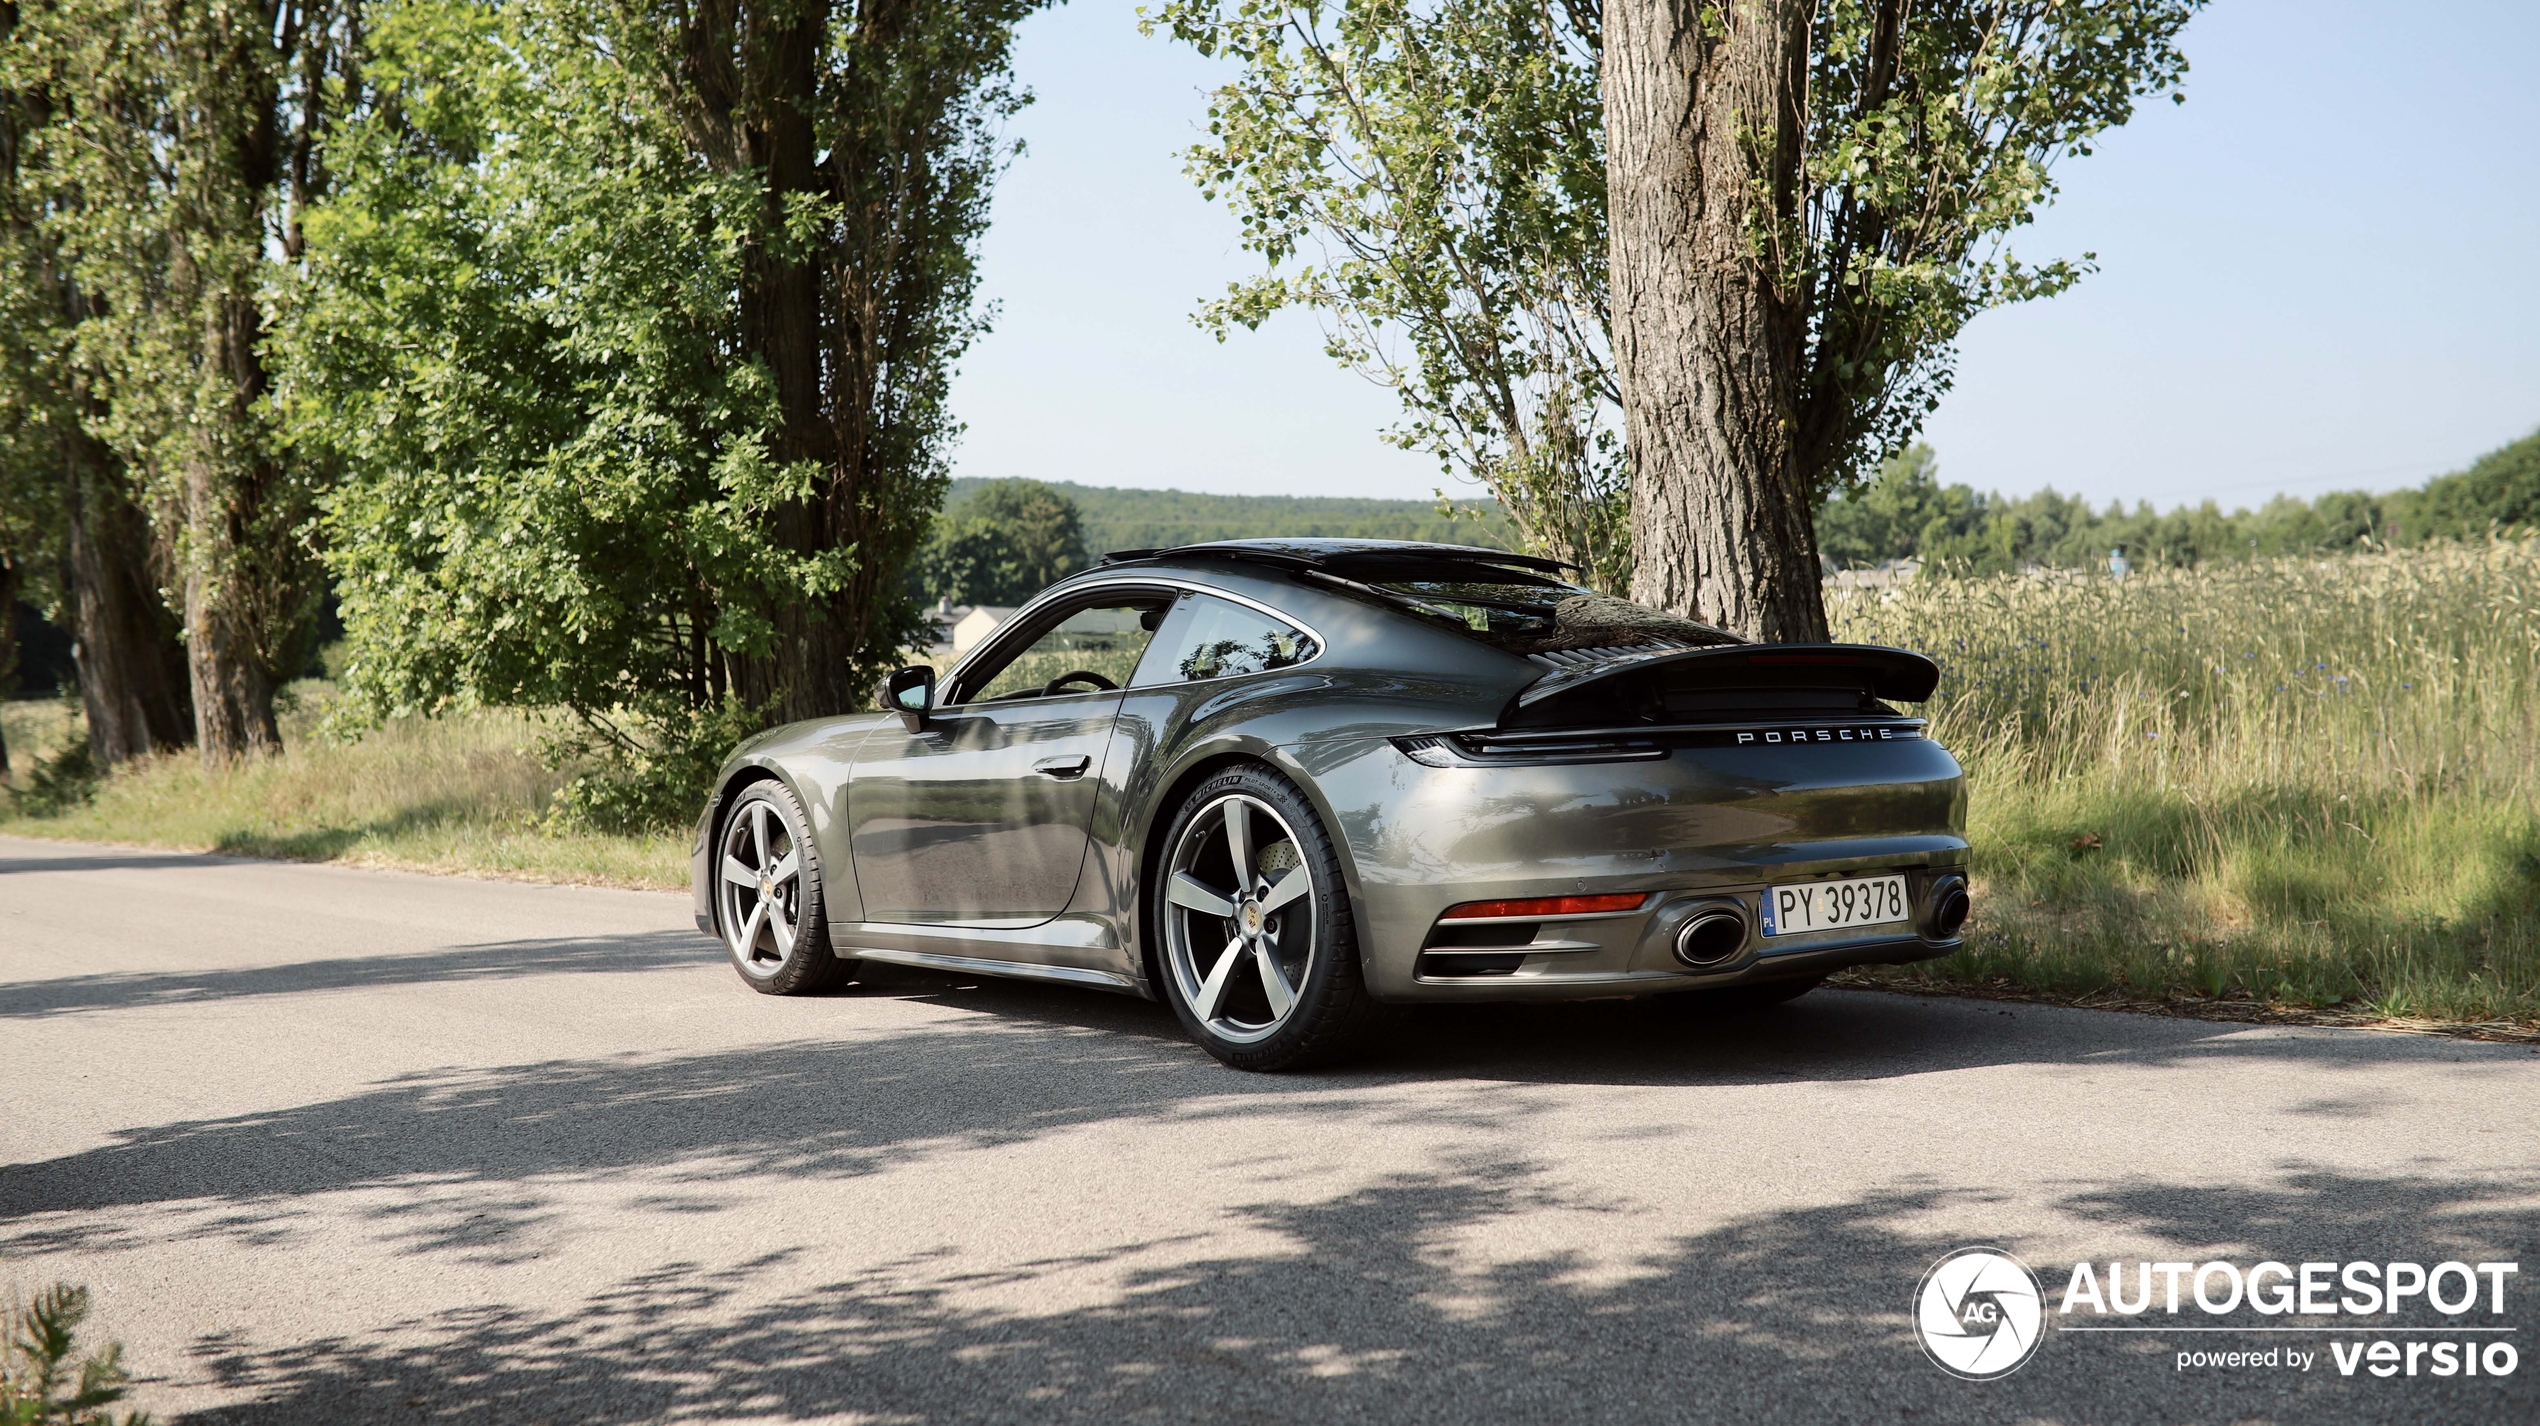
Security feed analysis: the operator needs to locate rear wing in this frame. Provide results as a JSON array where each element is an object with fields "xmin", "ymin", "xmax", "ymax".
[{"xmin": 1507, "ymin": 643, "xmax": 1941, "ymax": 724}]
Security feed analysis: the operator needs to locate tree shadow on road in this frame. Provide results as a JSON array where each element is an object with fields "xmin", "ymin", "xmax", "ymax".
[
  {"xmin": 8, "ymin": 968, "xmax": 2532, "ymax": 1262},
  {"xmin": 1, "ymin": 930, "xmax": 718, "ymax": 1018},
  {"xmin": 167, "ymin": 1171, "xmax": 2536, "ymax": 1425},
  {"xmin": 909, "ymin": 965, "xmax": 2539, "ymax": 1086}
]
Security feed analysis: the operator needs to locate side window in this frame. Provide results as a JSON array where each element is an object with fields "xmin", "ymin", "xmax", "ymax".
[
  {"xmin": 1136, "ymin": 592, "xmax": 1319, "ymax": 686},
  {"xmin": 958, "ymin": 599, "xmax": 1169, "ymax": 704}
]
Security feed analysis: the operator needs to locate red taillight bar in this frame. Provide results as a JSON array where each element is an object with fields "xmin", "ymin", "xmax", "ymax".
[{"xmin": 1439, "ymin": 893, "xmax": 1649, "ymax": 920}]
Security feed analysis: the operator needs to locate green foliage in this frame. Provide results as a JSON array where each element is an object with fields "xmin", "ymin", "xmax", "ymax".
[
  {"xmin": 0, "ymin": 69, "xmax": 68, "ymax": 631},
  {"xmin": 8, "ymin": 732, "xmax": 97, "ymax": 817},
  {"xmin": 2404, "ymin": 429, "xmax": 2540, "ymax": 542},
  {"xmin": 281, "ymin": 0, "xmax": 1033, "ymax": 772},
  {"xmin": 1144, "ymin": 0, "xmax": 1626, "ymax": 587},
  {"xmin": 0, "ymin": 687, "xmax": 691, "ymax": 885},
  {"xmin": 915, "ymin": 479, "xmax": 1089, "ymax": 605},
  {"xmin": 1786, "ymin": 1, "xmax": 2201, "ymax": 491},
  {"xmin": 278, "ymin": 0, "xmax": 824, "ymax": 725},
  {"xmin": 1818, "ymin": 430, "xmax": 2540, "ymax": 573},
  {"xmin": 1156, "ymin": 0, "xmax": 2203, "ymax": 588},
  {"xmin": 9, "ymin": 0, "xmax": 352, "ymax": 752},
  {"xmin": 0, "ymin": 1283, "xmax": 151, "ymax": 1425},
  {"xmin": 542, "ymin": 695, "xmax": 771, "ymax": 836},
  {"xmin": 1814, "ymin": 444, "xmax": 1984, "ymax": 568}
]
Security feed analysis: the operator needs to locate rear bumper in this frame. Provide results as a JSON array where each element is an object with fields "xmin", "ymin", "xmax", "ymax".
[
  {"xmin": 1298, "ymin": 732, "xmax": 1971, "ymax": 1002},
  {"xmin": 1360, "ymin": 867, "xmax": 1968, "ymax": 1002}
]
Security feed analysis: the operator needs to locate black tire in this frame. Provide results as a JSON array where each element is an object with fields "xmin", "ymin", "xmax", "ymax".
[
  {"xmin": 1151, "ymin": 764, "xmax": 1386, "ymax": 1070},
  {"xmin": 713, "ymin": 780, "xmax": 857, "ymax": 996}
]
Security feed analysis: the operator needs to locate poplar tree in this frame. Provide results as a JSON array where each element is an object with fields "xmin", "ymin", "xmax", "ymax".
[
  {"xmin": 1168, "ymin": 0, "xmax": 2200, "ymax": 636},
  {"xmin": 13, "ymin": 0, "xmax": 358, "ymax": 758},
  {"xmin": 1603, "ymin": 0, "xmax": 2199, "ymax": 639},
  {"xmin": 282, "ymin": 0, "xmax": 1035, "ymax": 820},
  {"xmin": 0, "ymin": 0, "xmax": 196, "ymax": 766}
]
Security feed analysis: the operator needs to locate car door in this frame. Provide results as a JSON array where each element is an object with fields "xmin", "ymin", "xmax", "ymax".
[{"xmin": 847, "ymin": 592, "xmax": 1172, "ymax": 927}]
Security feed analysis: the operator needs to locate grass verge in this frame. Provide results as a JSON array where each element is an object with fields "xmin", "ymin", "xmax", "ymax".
[
  {"xmin": 0, "ymin": 686, "xmax": 688, "ymax": 889},
  {"xmin": 1831, "ymin": 540, "xmax": 2540, "ymax": 1033}
]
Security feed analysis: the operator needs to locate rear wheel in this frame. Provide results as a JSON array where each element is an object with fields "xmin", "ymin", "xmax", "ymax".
[
  {"xmin": 715, "ymin": 780, "xmax": 856, "ymax": 995},
  {"xmin": 1154, "ymin": 765, "xmax": 1384, "ymax": 1070}
]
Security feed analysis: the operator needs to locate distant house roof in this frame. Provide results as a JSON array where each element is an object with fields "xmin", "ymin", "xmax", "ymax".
[{"xmin": 951, "ymin": 605, "xmax": 1017, "ymax": 654}]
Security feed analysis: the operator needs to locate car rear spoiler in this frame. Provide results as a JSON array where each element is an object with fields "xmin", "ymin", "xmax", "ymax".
[{"xmin": 1509, "ymin": 642, "xmax": 1942, "ymax": 711}]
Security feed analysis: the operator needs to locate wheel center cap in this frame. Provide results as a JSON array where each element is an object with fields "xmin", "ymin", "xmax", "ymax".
[
  {"xmin": 758, "ymin": 876, "xmax": 774, "ymax": 898},
  {"xmin": 1241, "ymin": 902, "xmax": 1264, "ymax": 935}
]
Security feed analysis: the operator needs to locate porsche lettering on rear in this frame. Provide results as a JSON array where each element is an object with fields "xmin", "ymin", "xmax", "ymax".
[{"xmin": 1734, "ymin": 726, "xmax": 1922, "ymax": 745}]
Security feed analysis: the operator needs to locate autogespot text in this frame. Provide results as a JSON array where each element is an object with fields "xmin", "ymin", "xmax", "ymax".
[{"xmin": 2056, "ymin": 1259, "xmax": 2520, "ymax": 1377}]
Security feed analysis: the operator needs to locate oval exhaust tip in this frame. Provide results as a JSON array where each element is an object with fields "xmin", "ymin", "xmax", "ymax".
[
  {"xmin": 1675, "ymin": 910, "xmax": 1747, "ymax": 967},
  {"xmin": 1933, "ymin": 885, "xmax": 1971, "ymax": 939}
]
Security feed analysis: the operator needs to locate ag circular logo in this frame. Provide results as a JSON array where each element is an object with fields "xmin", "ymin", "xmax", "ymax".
[{"xmin": 1914, "ymin": 1247, "xmax": 2045, "ymax": 1380}]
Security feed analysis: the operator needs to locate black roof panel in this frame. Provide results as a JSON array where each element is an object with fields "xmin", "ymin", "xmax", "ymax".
[{"xmin": 1099, "ymin": 537, "xmax": 1572, "ymax": 574}]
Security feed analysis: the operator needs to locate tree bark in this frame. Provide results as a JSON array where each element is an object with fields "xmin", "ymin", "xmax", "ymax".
[
  {"xmin": 179, "ymin": 277, "xmax": 288, "ymax": 758},
  {"xmin": 1604, "ymin": 0, "xmax": 1828, "ymax": 642},
  {"xmin": 681, "ymin": 0, "xmax": 937, "ymax": 725},
  {"xmin": 165, "ymin": 2, "xmax": 305, "ymax": 760},
  {"xmin": 732, "ymin": 0, "xmax": 869, "ymax": 725},
  {"xmin": 62, "ymin": 431, "xmax": 193, "ymax": 765},
  {"xmin": 0, "ymin": 553, "xmax": 17, "ymax": 773}
]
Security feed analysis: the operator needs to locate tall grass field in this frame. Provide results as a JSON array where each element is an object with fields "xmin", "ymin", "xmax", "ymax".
[
  {"xmin": 5, "ymin": 539, "xmax": 2535, "ymax": 1028},
  {"xmin": 1831, "ymin": 539, "xmax": 2540, "ymax": 1028}
]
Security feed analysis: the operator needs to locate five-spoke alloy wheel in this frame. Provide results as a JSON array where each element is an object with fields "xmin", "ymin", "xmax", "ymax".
[
  {"xmin": 715, "ymin": 780, "xmax": 854, "ymax": 995},
  {"xmin": 1156, "ymin": 765, "xmax": 1383, "ymax": 1069}
]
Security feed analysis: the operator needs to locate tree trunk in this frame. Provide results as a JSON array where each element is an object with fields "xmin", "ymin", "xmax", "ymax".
[
  {"xmin": 166, "ymin": 9, "xmax": 300, "ymax": 762},
  {"xmin": 0, "ymin": 554, "xmax": 17, "ymax": 774},
  {"xmin": 62, "ymin": 431, "xmax": 193, "ymax": 765},
  {"xmin": 1603, "ymin": 0, "xmax": 1828, "ymax": 642},
  {"xmin": 180, "ymin": 280, "xmax": 287, "ymax": 758},
  {"xmin": 730, "ymin": 0, "xmax": 869, "ymax": 726}
]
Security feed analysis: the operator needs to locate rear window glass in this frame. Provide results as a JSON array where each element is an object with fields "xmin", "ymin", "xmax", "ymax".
[{"xmin": 1349, "ymin": 566, "xmax": 1743, "ymax": 655}]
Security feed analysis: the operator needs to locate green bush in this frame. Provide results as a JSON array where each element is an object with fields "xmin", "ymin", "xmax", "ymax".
[
  {"xmin": 542, "ymin": 695, "xmax": 769, "ymax": 836},
  {"xmin": 8, "ymin": 738, "xmax": 98, "ymax": 818},
  {"xmin": 1, "ymin": 1283, "xmax": 150, "ymax": 1426}
]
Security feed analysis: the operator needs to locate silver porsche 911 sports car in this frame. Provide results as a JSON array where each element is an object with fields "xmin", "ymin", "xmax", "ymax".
[{"xmin": 692, "ymin": 539, "xmax": 1969, "ymax": 1069}]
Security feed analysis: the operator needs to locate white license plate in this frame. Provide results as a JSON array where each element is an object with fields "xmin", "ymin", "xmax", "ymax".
[{"xmin": 1759, "ymin": 874, "xmax": 1910, "ymax": 936}]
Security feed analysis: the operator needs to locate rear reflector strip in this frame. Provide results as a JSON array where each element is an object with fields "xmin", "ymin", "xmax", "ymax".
[{"xmin": 1440, "ymin": 893, "xmax": 1648, "ymax": 920}]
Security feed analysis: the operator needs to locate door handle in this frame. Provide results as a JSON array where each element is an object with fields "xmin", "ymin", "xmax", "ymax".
[{"xmin": 1033, "ymin": 754, "xmax": 1092, "ymax": 780}]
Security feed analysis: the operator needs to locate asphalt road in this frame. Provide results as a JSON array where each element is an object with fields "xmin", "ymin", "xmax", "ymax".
[{"xmin": 3, "ymin": 834, "xmax": 2535, "ymax": 1424}]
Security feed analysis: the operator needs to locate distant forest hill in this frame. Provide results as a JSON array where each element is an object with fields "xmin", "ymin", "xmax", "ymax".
[
  {"xmin": 944, "ymin": 478, "xmax": 1517, "ymax": 557},
  {"xmin": 1821, "ymin": 428, "xmax": 2540, "ymax": 573}
]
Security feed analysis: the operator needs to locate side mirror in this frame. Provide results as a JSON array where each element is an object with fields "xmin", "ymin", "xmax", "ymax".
[{"xmin": 883, "ymin": 665, "xmax": 936, "ymax": 732}]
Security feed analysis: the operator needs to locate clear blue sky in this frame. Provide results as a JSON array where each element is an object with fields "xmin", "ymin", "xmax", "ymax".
[{"xmin": 946, "ymin": 0, "xmax": 2540, "ymax": 510}]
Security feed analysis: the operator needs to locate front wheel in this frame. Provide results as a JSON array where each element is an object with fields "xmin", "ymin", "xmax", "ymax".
[
  {"xmin": 714, "ymin": 780, "xmax": 856, "ymax": 995},
  {"xmin": 1153, "ymin": 765, "xmax": 1385, "ymax": 1070}
]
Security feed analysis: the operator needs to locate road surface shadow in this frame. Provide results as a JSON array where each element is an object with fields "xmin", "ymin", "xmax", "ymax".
[
  {"xmin": 7, "ymin": 970, "xmax": 2530, "ymax": 1262},
  {"xmin": 887, "ymin": 963, "xmax": 2537, "ymax": 1085},
  {"xmin": 0, "ymin": 850, "xmax": 227, "ymax": 876},
  {"xmin": 168, "ymin": 1173, "xmax": 2536, "ymax": 1425},
  {"xmin": 1, "ymin": 931, "xmax": 718, "ymax": 1018}
]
